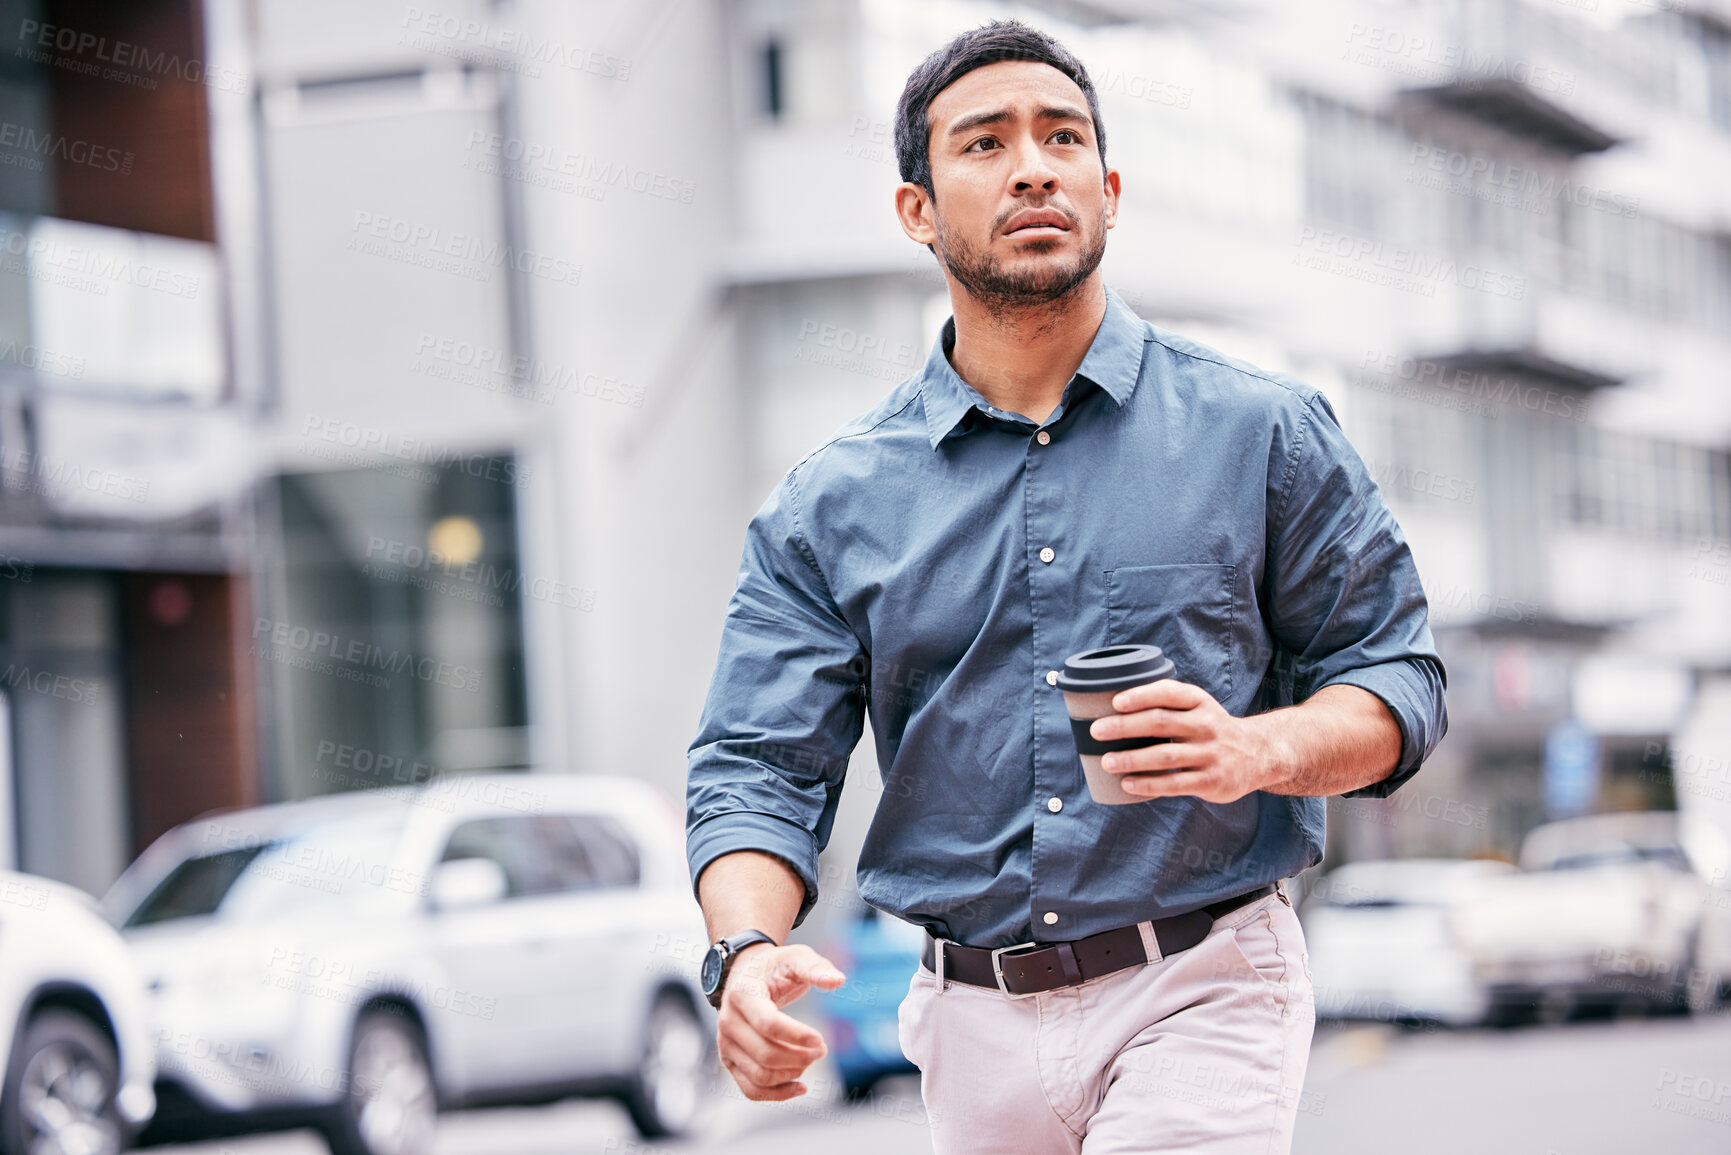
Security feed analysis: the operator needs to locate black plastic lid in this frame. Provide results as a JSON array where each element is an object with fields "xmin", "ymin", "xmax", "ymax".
[{"xmin": 1053, "ymin": 644, "xmax": 1175, "ymax": 693}]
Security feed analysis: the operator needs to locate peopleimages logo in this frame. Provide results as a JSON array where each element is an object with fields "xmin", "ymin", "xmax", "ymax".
[
  {"xmin": 1406, "ymin": 144, "xmax": 1639, "ymax": 218},
  {"xmin": 399, "ymin": 7, "xmax": 630, "ymax": 81},
  {"xmin": 461, "ymin": 131, "xmax": 696, "ymax": 205},
  {"xmin": 1295, "ymin": 227, "xmax": 1526, "ymax": 299},
  {"xmin": 347, "ymin": 211, "xmax": 584, "ymax": 286},
  {"xmin": 298, "ymin": 416, "xmax": 534, "ymax": 489},
  {"xmin": 15, "ymin": 19, "xmax": 249, "ymax": 93},
  {"xmin": 1341, "ymin": 23, "xmax": 1575, "ymax": 96},
  {"xmin": 0, "ymin": 120, "xmax": 132, "ymax": 173},
  {"xmin": 0, "ymin": 223, "xmax": 201, "ymax": 299},
  {"xmin": 251, "ymin": 617, "xmax": 481, "ymax": 693},
  {"xmin": 1358, "ymin": 350, "xmax": 1590, "ymax": 423}
]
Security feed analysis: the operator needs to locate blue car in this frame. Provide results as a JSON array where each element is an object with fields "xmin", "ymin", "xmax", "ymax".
[{"xmin": 812, "ymin": 903, "xmax": 925, "ymax": 1097}]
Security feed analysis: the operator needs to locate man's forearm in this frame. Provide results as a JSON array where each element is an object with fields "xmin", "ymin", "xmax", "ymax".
[
  {"xmin": 696, "ymin": 849, "xmax": 806, "ymax": 945},
  {"xmin": 1249, "ymin": 684, "xmax": 1403, "ymax": 797}
]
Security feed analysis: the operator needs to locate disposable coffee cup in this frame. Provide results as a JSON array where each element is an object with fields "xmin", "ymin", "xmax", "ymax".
[{"xmin": 1054, "ymin": 644, "xmax": 1178, "ymax": 804}]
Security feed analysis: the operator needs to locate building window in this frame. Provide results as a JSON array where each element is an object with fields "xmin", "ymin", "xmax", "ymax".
[
  {"xmin": 1555, "ymin": 424, "xmax": 1730, "ymax": 542},
  {"xmin": 762, "ymin": 38, "xmax": 785, "ymax": 120}
]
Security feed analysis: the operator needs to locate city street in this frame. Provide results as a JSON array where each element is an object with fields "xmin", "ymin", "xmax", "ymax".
[{"xmin": 151, "ymin": 1013, "xmax": 1731, "ymax": 1155}]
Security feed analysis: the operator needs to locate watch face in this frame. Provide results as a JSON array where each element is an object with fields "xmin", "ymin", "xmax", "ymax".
[{"xmin": 700, "ymin": 943, "xmax": 724, "ymax": 994}]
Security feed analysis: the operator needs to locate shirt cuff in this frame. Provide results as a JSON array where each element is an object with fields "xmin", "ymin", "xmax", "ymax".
[
  {"xmin": 687, "ymin": 810, "xmax": 822, "ymax": 929},
  {"xmin": 1321, "ymin": 657, "xmax": 1447, "ymax": 800}
]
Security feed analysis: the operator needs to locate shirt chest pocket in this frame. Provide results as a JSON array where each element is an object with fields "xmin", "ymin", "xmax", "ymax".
[{"xmin": 1104, "ymin": 563, "xmax": 1238, "ymax": 703}]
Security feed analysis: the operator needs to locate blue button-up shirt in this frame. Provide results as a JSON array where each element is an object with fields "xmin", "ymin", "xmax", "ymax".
[{"xmin": 686, "ymin": 287, "xmax": 1446, "ymax": 948}]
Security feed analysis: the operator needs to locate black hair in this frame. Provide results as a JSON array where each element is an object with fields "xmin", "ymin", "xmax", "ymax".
[{"xmin": 893, "ymin": 19, "xmax": 1107, "ymax": 197}]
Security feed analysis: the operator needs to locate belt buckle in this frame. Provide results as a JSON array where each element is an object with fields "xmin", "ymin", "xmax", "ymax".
[{"xmin": 989, "ymin": 940, "xmax": 1043, "ymax": 999}]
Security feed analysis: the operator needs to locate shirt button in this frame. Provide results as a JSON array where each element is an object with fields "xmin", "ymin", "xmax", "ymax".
[
  {"xmin": 1039, "ymin": 547, "xmax": 1055, "ymax": 564},
  {"xmin": 1045, "ymin": 670, "xmax": 1058, "ymax": 686},
  {"xmin": 1036, "ymin": 430, "xmax": 1051, "ymax": 446},
  {"xmin": 1043, "ymin": 911, "xmax": 1059, "ymax": 926},
  {"xmin": 1047, "ymin": 796, "xmax": 1063, "ymax": 813}
]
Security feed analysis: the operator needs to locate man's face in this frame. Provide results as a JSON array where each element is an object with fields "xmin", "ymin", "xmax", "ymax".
[{"xmin": 903, "ymin": 60, "xmax": 1118, "ymax": 309}]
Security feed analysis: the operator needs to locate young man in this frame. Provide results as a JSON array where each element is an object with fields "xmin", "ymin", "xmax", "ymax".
[{"xmin": 685, "ymin": 20, "xmax": 1446, "ymax": 1154}]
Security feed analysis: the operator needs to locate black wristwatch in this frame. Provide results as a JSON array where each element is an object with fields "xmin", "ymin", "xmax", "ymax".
[{"xmin": 701, "ymin": 929, "xmax": 778, "ymax": 1009}]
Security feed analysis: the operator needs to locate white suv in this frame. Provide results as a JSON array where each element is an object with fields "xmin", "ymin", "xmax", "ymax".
[
  {"xmin": 102, "ymin": 774, "xmax": 712, "ymax": 1155},
  {"xmin": 0, "ymin": 870, "xmax": 156, "ymax": 1155}
]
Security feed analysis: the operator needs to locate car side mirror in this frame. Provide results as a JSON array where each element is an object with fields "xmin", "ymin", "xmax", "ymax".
[{"xmin": 430, "ymin": 858, "xmax": 508, "ymax": 912}]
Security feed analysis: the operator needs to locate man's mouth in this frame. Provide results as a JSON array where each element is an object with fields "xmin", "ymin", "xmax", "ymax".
[{"xmin": 1002, "ymin": 210, "xmax": 1072, "ymax": 237}]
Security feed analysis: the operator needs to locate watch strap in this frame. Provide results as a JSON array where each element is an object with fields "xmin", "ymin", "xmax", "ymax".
[{"xmin": 706, "ymin": 929, "xmax": 777, "ymax": 1008}]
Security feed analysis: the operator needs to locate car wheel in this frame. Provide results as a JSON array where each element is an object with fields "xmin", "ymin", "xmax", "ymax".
[
  {"xmin": 622, "ymin": 991, "xmax": 708, "ymax": 1139},
  {"xmin": 0, "ymin": 1009, "xmax": 123, "ymax": 1155},
  {"xmin": 323, "ymin": 1009, "xmax": 437, "ymax": 1155}
]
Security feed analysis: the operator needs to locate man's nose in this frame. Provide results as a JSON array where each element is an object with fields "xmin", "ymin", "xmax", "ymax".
[{"xmin": 1009, "ymin": 139, "xmax": 1059, "ymax": 192}]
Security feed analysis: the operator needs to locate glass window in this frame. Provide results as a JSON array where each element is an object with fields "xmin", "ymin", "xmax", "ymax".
[
  {"xmin": 221, "ymin": 818, "xmax": 411, "ymax": 919},
  {"xmin": 124, "ymin": 813, "xmax": 411, "ymax": 925},
  {"xmin": 124, "ymin": 845, "xmax": 270, "ymax": 927},
  {"xmin": 565, "ymin": 815, "xmax": 641, "ymax": 889},
  {"xmin": 442, "ymin": 816, "xmax": 560, "ymax": 898},
  {"xmin": 442, "ymin": 813, "xmax": 640, "ymax": 896}
]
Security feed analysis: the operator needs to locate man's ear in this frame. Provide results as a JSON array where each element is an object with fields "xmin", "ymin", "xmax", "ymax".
[
  {"xmin": 895, "ymin": 182, "xmax": 938, "ymax": 247},
  {"xmin": 1103, "ymin": 166, "xmax": 1121, "ymax": 229}
]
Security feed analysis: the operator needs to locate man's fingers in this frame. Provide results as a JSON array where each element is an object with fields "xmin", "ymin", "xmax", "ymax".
[
  {"xmin": 1110, "ymin": 678, "xmax": 1210, "ymax": 713},
  {"xmin": 1101, "ymin": 740, "xmax": 1208, "ymax": 777},
  {"xmin": 1122, "ymin": 766, "xmax": 1228, "ymax": 801},
  {"xmin": 730, "ymin": 1074, "xmax": 809, "ymax": 1102},
  {"xmin": 1090, "ymin": 708, "xmax": 1206, "ymax": 744},
  {"xmin": 771, "ymin": 945, "xmax": 848, "ymax": 997},
  {"xmin": 719, "ymin": 1009, "xmax": 823, "ymax": 1074},
  {"xmin": 733, "ymin": 990, "xmax": 828, "ymax": 1050},
  {"xmin": 720, "ymin": 1046, "xmax": 812, "ymax": 1101},
  {"xmin": 718, "ymin": 1028, "xmax": 816, "ymax": 1084}
]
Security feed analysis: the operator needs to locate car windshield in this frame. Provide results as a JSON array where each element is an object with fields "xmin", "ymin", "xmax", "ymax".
[{"xmin": 125, "ymin": 815, "xmax": 411, "ymax": 927}]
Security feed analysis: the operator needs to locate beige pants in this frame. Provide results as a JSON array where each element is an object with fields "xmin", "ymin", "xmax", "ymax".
[{"xmin": 897, "ymin": 889, "xmax": 1316, "ymax": 1154}]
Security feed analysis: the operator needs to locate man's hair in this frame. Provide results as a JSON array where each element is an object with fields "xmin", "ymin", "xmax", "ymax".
[{"xmin": 893, "ymin": 19, "xmax": 1108, "ymax": 197}]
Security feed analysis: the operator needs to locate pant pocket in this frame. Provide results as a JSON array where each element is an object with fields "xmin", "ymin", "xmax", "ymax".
[
  {"xmin": 1225, "ymin": 908, "xmax": 1289, "ymax": 993},
  {"xmin": 897, "ymin": 968, "xmax": 935, "ymax": 1070}
]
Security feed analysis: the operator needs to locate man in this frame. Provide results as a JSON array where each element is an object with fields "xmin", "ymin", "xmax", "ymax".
[{"xmin": 685, "ymin": 19, "xmax": 1445, "ymax": 1154}]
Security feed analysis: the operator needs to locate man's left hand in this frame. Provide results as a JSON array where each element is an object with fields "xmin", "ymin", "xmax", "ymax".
[{"xmin": 1088, "ymin": 679, "xmax": 1289, "ymax": 804}]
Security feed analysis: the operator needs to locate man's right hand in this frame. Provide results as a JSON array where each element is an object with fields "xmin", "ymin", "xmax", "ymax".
[{"xmin": 716, "ymin": 942, "xmax": 847, "ymax": 1101}]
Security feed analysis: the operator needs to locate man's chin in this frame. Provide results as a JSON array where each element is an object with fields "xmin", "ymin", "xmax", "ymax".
[{"xmin": 998, "ymin": 233, "xmax": 1070, "ymax": 256}]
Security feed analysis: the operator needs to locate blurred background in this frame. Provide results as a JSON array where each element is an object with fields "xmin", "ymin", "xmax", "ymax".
[{"xmin": 0, "ymin": 0, "xmax": 1728, "ymax": 1152}]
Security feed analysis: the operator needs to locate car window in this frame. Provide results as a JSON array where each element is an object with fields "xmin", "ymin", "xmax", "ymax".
[
  {"xmin": 125, "ymin": 815, "xmax": 410, "ymax": 926},
  {"xmin": 544, "ymin": 815, "xmax": 640, "ymax": 890},
  {"xmin": 440, "ymin": 814, "xmax": 640, "ymax": 898},
  {"xmin": 220, "ymin": 819, "xmax": 413, "ymax": 919},
  {"xmin": 125, "ymin": 845, "xmax": 271, "ymax": 927},
  {"xmin": 441, "ymin": 816, "xmax": 560, "ymax": 898}
]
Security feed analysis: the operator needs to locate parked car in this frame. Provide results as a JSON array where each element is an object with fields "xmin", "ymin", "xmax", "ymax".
[
  {"xmin": 1301, "ymin": 858, "xmax": 1516, "ymax": 1026},
  {"xmin": 101, "ymin": 774, "xmax": 713, "ymax": 1155},
  {"xmin": 810, "ymin": 903, "xmax": 924, "ymax": 1098},
  {"xmin": 0, "ymin": 869, "xmax": 156, "ymax": 1155},
  {"xmin": 1454, "ymin": 810, "xmax": 1731, "ymax": 1020}
]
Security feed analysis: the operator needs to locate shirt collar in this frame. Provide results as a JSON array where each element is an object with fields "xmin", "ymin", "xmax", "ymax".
[{"xmin": 918, "ymin": 286, "xmax": 1147, "ymax": 449}]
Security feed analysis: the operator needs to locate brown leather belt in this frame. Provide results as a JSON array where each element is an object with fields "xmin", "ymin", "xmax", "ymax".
[{"xmin": 920, "ymin": 883, "xmax": 1280, "ymax": 997}]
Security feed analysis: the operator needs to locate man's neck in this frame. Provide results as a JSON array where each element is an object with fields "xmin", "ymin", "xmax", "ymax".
[{"xmin": 946, "ymin": 277, "xmax": 1108, "ymax": 427}]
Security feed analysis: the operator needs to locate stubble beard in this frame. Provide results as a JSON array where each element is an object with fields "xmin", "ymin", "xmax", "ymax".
[{"xmin": 934, "ymin": 206, "xmax": 1107, "ymax": 318}]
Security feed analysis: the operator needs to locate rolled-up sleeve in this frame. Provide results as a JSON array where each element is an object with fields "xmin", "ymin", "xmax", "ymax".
[
  {"xmin": 685, "ymin": 469, "xmax": 866, "ymax": 927},
  {"xmin": 1264, "ymin": 392, "xmax": 1448, "ymax": 799}
]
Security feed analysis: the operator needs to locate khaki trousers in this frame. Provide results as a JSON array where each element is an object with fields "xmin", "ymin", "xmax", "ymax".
[{"xmin": 896, "ymin": 889, "xmax": 1316, "ymax": 1154}]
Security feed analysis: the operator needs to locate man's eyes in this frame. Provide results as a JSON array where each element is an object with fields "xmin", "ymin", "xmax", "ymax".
[{"xmin": 963, "ymin": 130, "xmax": 1085, "ymax": 153}]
